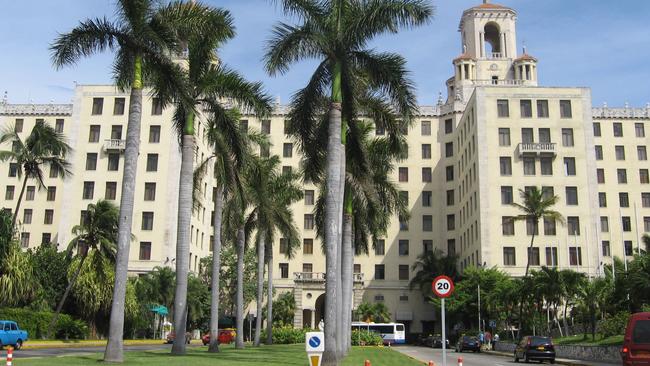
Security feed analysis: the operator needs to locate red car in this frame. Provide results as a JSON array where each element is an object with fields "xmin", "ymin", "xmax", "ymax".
[
  {"xmin": 201, "ymin": 329, "xmax": 236, "ymax": 346},
  {"xmin": 621, "ymin": 312, "xmax": 650, "ymax": 366}
]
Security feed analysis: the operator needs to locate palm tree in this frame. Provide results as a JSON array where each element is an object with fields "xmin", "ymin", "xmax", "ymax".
[
  {"xmin": 410, "ymin": 249, "xmax": 460, "ymax": 294},
  {"xmin": 643, "ymin": 234, "xmax": 650, "ymax": 253},
  {"xmin": 47, "ymin": 200, "xmax": 119, "ymax": 338},
  {"xmin": 265, "ymin": 2, "xmax": 431, "ymax": 362},
  {"xmin": 243, "ymin": 156, "xmax": 302, "ymax": 346},
  {"xmin": 559, "ymin": 269, "xmax": 585, "ymax": 337},
  {"xmin": 0, "ymin": 119, "xmax": 71, "ymax": 229},
  {"xmin": 49, "ymin": 1, "xmax": 208, "ymax": 360},
  {"xmin": 531, "ymin": 267, "xmax": 563, "ymax": 335}
]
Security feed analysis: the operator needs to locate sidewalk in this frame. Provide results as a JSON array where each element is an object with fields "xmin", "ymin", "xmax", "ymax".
[
  {"xmin": 22, "ymin": 339, "xmax": 166, "ymax": 349},
  {"xmin": 483, "ymin": 349, "xmax": 619, "ymax": 366}
]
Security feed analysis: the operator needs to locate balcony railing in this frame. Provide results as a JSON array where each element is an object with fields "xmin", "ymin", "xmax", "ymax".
[
  {"xmin": 473, "ymin": 79, "xmax": 524, "ymax": 86},
  {"xmin": 293, "ymin": 272, "xmax": 364, "ymax": 283},
  {"xmin": 487, "ymin": 52, "xmax": 503, "ymax": 59},
  {"xmin": 104, "ymin": 139, "xmax": 126, "ymax": 151},
  {"xmin": 518, "ymin": 142, "xmax": 556, "ymax": 156}
]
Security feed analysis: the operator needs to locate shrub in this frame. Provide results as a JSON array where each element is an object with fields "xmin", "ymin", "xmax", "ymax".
[
  {"xmin": 0, "ymin": 308, "xmax": 88, "ymax": 339},
  {"xmin": 600, "ymin": 311, "xmax": 630, "ymax": 338},
  {"xmin": 271, "ymin": 326, "xmax": 310, "ymax": 344},
  {"xmin": 351, "ymin": 329, "xmax": 384, "ymax": 346}
]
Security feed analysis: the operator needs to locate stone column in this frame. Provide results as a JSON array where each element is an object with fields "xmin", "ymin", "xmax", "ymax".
[
  {"xmin": 310, "ymin": 309, "xmax": 315, "ymax": 329},
  {"xmin": 479, "ymin": 32, "xmax": 485, "ymax": 58},
  {"xmin": 500, "ymin": 33, "xmax": 506, "ymax": 57}
]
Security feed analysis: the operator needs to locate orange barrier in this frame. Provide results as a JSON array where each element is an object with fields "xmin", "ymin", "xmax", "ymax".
[
  {"xmin": 364, "ymin": 360, "xmax": 371, "ymax": 366},
  {"xmin": 6, "ymin": 346, "xmax": 13, "ymax": 366},
  {"xmin": 457, "ymin": 356, "xmax": 463, "ymax": 366}
]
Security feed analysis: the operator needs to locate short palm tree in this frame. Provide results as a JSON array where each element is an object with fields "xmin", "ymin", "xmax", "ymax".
[
  {"xmin": 559, "ymin": 269, "xmax": 585, "ymax": 337},
  {"xmin": 410, "ymin": 249, "xmax": 460, "ymax": 294},
  {"xmin": 531, "ymin": 267, "xmax": 563, "ymax": 335},
  {"xmin": 643, "ymin": 234, "xmax": 650, "ymax": 254},
  {"xmin": 47, "ymin": 200, "xmax": 119, "ymax": 338},
  {"xmin": 0, "ymin": 119, "xmax": 71, "ymax": 229},
  {"xmin": 265, "ymin": 2, "xmax": 431, "ymax": 362}
]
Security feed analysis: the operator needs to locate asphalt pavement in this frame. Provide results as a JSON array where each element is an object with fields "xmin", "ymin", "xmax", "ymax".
[
  {"xmin": 393, "ymin": 345, "xmax": 620, "ymax": 366},
  {"xmin": 12, "ymin": 343, "xmax": 202, "ymax": 359}
]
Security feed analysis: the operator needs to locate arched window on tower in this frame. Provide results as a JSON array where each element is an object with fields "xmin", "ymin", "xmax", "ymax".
[{"xmin": 484, "ymin": 22, "xmax": 501, "ymax": 58}]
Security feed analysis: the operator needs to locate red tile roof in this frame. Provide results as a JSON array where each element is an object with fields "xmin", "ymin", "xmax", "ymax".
[{"xmin": 514, "ymin": 53, "xmax": 538, "ymax": 62}]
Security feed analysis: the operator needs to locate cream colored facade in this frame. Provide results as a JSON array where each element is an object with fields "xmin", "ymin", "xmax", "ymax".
[{"xmin": 1, "ymin": 1, "xmax": 649, "ymax": 335}]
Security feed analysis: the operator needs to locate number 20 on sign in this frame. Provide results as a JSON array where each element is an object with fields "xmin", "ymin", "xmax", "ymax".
[{"xmin": 432, "ymin": 275, "xmax": 454, "ymax": 366}]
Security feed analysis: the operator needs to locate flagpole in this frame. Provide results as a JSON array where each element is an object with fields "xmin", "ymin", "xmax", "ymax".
[
  {"xmin": 619, "ymin": 206, "xmax": 628, "ymax": 272},
  {"xmin": 634, "ymin": 202, "xmax": 641, "ymax": 255}
]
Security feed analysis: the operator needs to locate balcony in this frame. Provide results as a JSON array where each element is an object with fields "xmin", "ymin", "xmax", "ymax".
[
  {"xmin": 104, "ymin": 139, "xmax": 126, "ymax": 151},
  {"xmin": 293, "ymin": 272, "xmax": 364, "ymax": 283},
  {"xmin": 517, "ymin": 142, "xmax": 556, "ymax": 157}
]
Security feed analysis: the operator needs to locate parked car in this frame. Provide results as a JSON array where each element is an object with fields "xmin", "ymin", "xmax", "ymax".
[
  {"xmin": 0, "ymin": 321, "xmax": 28, "ymax": 350},
  {"xmin": 201, "ymin": 329, "xmax": 236, "ymax": 346},
  {"xmin": 621, "ymin": 312, "xmax": 650, "ymax": 366},
  {"xmin": 514, "ymin": 336, "xmax": 555, "ymax": 364},
  {"xmin": 455, "ymin": 335, "xmax": 480, "ymax": 353},
  {"xmin": 165, "ymin": 331, "xmax": 191, "ymax": 344},
  {"xmin": 430, "ymin": 335, "xmax": 450, "ymax": 348}
]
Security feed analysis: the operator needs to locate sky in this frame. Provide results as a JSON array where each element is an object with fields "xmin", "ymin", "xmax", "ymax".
[{"xmin": 1, "ymin": 0, "xmax": 649, "ymax": 107}]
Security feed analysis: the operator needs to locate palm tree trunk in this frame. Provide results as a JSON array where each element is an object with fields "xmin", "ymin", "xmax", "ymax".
[
  {"xmin": 104, "ymin": 65, "xmax": 143, "ymax": 363},
  {"xmin": 322, "ymin": 61, "xmax": 344, "ymax": 366},
  {"xmin": 254, "ymin": 231, "xmax": 265, "ymax": 346},
  {"xmin": 47, "ymin": 252, "xmax": 88, "ymax": 339},
  {"xmin": 517, "ymin": 230, "xmax": 537, "ymax": 338},
  {"xmin": 341, "ymin": 209, "xmax": 353, "ymax": 356},
  {"xmin": 208, "ymin": 186, "xmax": 224, "ymax": 353},
  {"xmin": 11, "ymin": 175, "xmax": 28, "ymax": 229},
  {"xmin": 563, "ymin": 300, "xmax": 570, "ymax": 336},
  {"xmin": 266, "ymin": 247, "xmax": 273, "ymax": 344},
  {"xmin": 235, "ymin": 227, "xmax": 245, "ymax": 349},
  {"xmin": 171, "ymin": 125, "xmax": 195, "ymax": 355},
  {"xmin": 335, "ymin": 155, "xmax": 345, "ymax": 360}
]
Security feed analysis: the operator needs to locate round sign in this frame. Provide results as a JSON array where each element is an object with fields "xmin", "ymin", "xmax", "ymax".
[
  {"xmin": 308, "ymin": 336, "xmax": 321, "ymax": 348},
  {"xmin": 432, "ymin": 275, "xmax": 454, "ymax": 298}
]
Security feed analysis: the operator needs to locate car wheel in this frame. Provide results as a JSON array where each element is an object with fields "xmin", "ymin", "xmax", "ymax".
[
  {"xmin": 524, "ymin": 354, "xmax": 530, "ymax": 363},
  {"xmin": 14, "ymin": 340, "xmax": 22, "ymax": 350},
  {"xmin": 514, "ymin": 355, "xmax": 519, "ymax": 363},
  {"xmin": 550, "ymin": 359, "xmax": 555, "ymax": 364}
]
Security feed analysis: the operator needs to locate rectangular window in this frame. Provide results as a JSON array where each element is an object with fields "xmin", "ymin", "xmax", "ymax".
[
  {"xmin": 280, "ymin": 263, "xmax": 289, "ymax": 279},
  {"xmin": 422, "ymin": 167, "xmax": 432, "ymax": 183},
  {"xmin": 354, "ymin": 264, "xmax": 361, "ymax": 273},
  {"xmin": 523, "ymin": 157, "xmax": 536, "ymax": 175},
  {"xmin": 600, "ymin": 216, "xmax": 609, "ymax": 233},
  {"xmin": 544, "ymin": 217, "xmax": 556, "ymax": 235},
  {"xmin": 521, "ymin": 128, "xmax": 534, "ymax": 143},
  {"xmin": 142, "ymin": 212, "xmax": 154, "ymax": 230},
  {"xmin": 599, "ymin": 192, "xmax": 607, "ymax": 207},
  {"xmin": 528, "ymin": 247, "xmax": 540, "ymax": 266},
  {"xmin": 9, "ymin": 163, "xmax": 18, "ymax": 177},
  {"xmin": 447, "ymin": 239, "xmax": 456, "ymax": 255},
  {"xmin": 20, "ymin": 232, "xmax": 30, "ymax": 248},
  {"xmin": 374, "ymin": 239, "xmax": 385, "ymax": 255},
  {"xmin": 44, "ymin": 209, "xmax": 54, "ymax": 225},
  {"xmin": 562, "ymin": 128, "xmax": 574, "ymax": 147},
  {"xmin": 105, "ymin": 182, "xmax": 117, "ymax": 200},
  {"xmin": 139, "ymin": 242, "xmax": 151, "ymax": 260},
  {"xmin": 399, "ymin": 167, "xmax": 409, "ymax": 182},
  {"xmin": 613, "ymin": 122, "xmax": 623, "ymax": 137},
  {"xmin": 303, "ymin": 239, "xmax": 314, "ymax": 255},
  {"xmin": 619, "ymin": 192, "xmax": 630, "ymax": 207},
  {"xmin": 502, "ymin": 217, "xmax": 514, "ymax": 235},
  {"xmin": 597, "ymin": 168, "xmax": 605, "ymax": 183},
  {"xmin": 567, "ymin": 216, "xmax": 580, "ymax": 235},
  {"xmin": 545, "ymin": 247, "xmax": 558, "ymax": 266},
  {"xmin": 23, "ymin": 209, "xmax": 32, "ymax": 224},
  {"xmin": 398, "ymin": 265, "xmax": 409, "ymax": 281},
  {"xmin": 593, "ymin": 122, "xmax": 601, "ymax": 137},
  {"xmin": 539, "ymin": 128, "xmax": 551, "ymax": 143},
  {"xmin": 566, "ymin": 186, "xmax": 578, "ymax": 205},
  {"xmin": 261, "ymin": 119, "xmax": 271, "ymax": 134},
  {"xmin": 374, "ymin": 264, "xmax": 385, "ymax": 280},
  {"xmin": 25, "ymin": 186, "xmax": 35, "ymax": 201},
  {"xmin": 624, "ymin": 241, "xmax": 633, "ymax": 256},
  {"xmin": 146, "ymin": 154, "xmax": 159, "ymax": 172},
  {"xmin": 421, "ymin": 120, "xmax": 431, "ymax": 136},
  {"xmin": 622, "ymin": 216, "xmax": 632, "ymax": 232},
  {"xmin": 151, "ymin": 98, "xmax": 163, "ymax": 115},
  {"xmin": 540, "ymin": 157, "xmax": 553, "ymax": 175},
  {"xmin": 283, "ymin": 143, "xmax": 293, "ymax": 158},
  {"xmin": 398, "ymin": 240, "xmax": 409, "ymax": 256},
  {"xmin": 503, "ymin": 247, "xmax": 516, "ymax": 266},
  {"xmin": 110, "ymin": 125, "xmax": 122, "ymax": 139},
  {"xmin": 445, "ymin": 119, "xmax": 453, "ymax": 134},
  {"xmin": 113, "ymin": 97, "xmax": 125, "ymax": 115},
  {"xmin": 564, "ymin": 157, "xmax": 576, "ymax": 176},
  {"xmin": 14, "ymin": 118, "xmax": 24, "ymax": 133},
  {"xmin": 422, "ymin": 144, "xmax": 432, "ymax": 159},
  {"xmin": 89, "ymin": 125, "xmax": 100, "ymax": 142},
  {"xmin": 642, "ymin": 192, "xmax": 650, "ymax": 208},
  {"xmin": 304, "ymin": 190, "xmax": 314, "ymax": 205},
  {"xmin": 635, "ymin": 123, "xmax": 645, "ymax": 138},
  {"xmin": 47, "ymin": 186, "xmax": 56, "ymax": 201},
  {"xmin": 422, "ymin": 191, "xmax": 432, "ymax": 207},
  {"xmin": 645, "ymin": 217, "xmax": 650, "ymax": 232},
  {"xmin": 108, "ymin": 153, "xmax": 120, "ymax": 171},
  {"xmin": 239, "ymin": 119, "xmax": 248, "ymax": 132},
  {"xmin": 279, "ymin": 238, "xmax": 288, "ymax": 255},
  {"xmin": 82, "ymin": 181, "xmax": 94, "ymax": 200},
  {"xmin": 500, "ymin": 157, "xmax": 512, "ymax": 176},
  {"xmin": 501, "ymin": 186, "xmax": 513, "ymax": 204},
  {"xmin": 41, "ymin": 233, "xmax": 51, "ymax": 244},
  {"xmin": 526, "ymin": 217, "xmax": 539, "ymax": 236},
  {"xmin": 375, "ymin": 124, "xmax": 385, "ymax": 135},
  {"xmin": 5, "ymin": 186, "xmax": 14, "ymax": 200},
  {"xmin": 282, "ymin": 166, "xmax": 292, "ymax": 176},
  {"xmin": 445, "ymin": 165, "xmax": 454, "ymax": 181},
  {"xmin": 559, "ymin": 100, "xmax": 572, "ymax": 118},
  {"xmin": 149, "ymin": 125, "xmax": 161, "ymax": 143},
  {"xmin": 283, "ymin": 120, "xmax": 291, "ymax": 135},
  {"xmin": 595, "ymin": 145, "xmax": 603, "ymax": 160},
  {"xmin": 92, "ymin": 97, "xmax": 104, "ymax": 115},
  {"xmin": 498, "ymin": 128, "xmax": 511, "ymax": 146},
  {"xmin": 399, "ymin": 215, "xmax": 409, "ymax": 231},
  {"xmin": 520, "ymin": 100, "xmax": 532, "ymax": 118},
  {"xmin": 616, "ymin": 145, "xmax": 626, "ymax": 160},
  {"xmin": 423, "ymin": 215, "xmax": 433, "ymax": 232},
  {"xmin": 602, "ymin": 241, "xmax": 611, "ymax": 257},
  {"xmin": 423, "ymin": 240, "xmax": 433, "ymax": 254},
  {"xmin": 537, "ymin": 100, "xmax": 549, "ymax": 118},
  {"xmin": 144, "ymin": 182, "xmax": 156, "ymax": 201},
  {"xmin": 304, "ymin": 214, "xmax": 314, "ymax": 230},
  {"xmin": 497, "ymin": 99, "xmax": 509, "ymax": 117},
  {"xmin": 55, "ymin": 119, "xmax": 64, "ymax": 133},
  {"xmin": 447, "ymin": 214, "xmax": 455, "ymax": 231},
  {"xmin": 638, "ymin": 146, "xmax": 648, "ymax": 160},
  {"xmin": 617, "ymin": 168, "xmax": 627, "ymax": 184},
  {"xmin": 260, "ymin": 145, "xmax": 270, "ymax": 158},
  {"xmin": 446, "ymin": 142, "xmax": 455, "ymax": 158},
  {"xmin": 86, "ymin": 153, "xmax": 97, "ymax": 170},
  {"xmin": 302, "ymin": 263, "xmax": 313, "ymax": 274},
  {"xmin": 446, "ymin": 189, "xmax": 454, "ymax": 206},
  {"xmin": 569, "ymin": 247, "xmax": 582, "ymax": 266}
]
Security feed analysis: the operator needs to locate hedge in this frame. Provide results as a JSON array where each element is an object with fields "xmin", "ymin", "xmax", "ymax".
[
  {"xmin": 0, "ymin": 308, "xmax": 88, "ymax": 339},
  {"xmin": 270, "ymin": 326, "xmax": 311, "ymax": 344},
  {"xmin": 351, "ymin": 329, "xmax": 384, "ymax": 346}
]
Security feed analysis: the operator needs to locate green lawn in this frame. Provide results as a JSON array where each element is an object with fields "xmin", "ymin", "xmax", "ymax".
[
  {"xmin": 553, "ymin": 334, "xmax": 624, "ymax": 346},
  {"xmin": 17, "ymin": 344, "xmax": 423, "ymax": 366}
]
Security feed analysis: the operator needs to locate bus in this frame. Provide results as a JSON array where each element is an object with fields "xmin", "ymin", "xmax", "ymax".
[{"xmin": 351, "ymin": 322, "xmax": 406, "ymax": 345}]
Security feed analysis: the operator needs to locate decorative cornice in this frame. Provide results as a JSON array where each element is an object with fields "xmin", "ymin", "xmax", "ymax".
[{"xmin": 0, "ymin": 104, "xmax": 73, "ymax": 116}]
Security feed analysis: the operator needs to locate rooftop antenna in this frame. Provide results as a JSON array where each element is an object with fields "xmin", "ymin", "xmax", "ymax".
[
  {"xmin": 483, "ymin": 0, "xmax": 490, "ymax": 3},
  {"xmin": 1, "ymin": 91, "xmax": 7, "ymax": 105}
]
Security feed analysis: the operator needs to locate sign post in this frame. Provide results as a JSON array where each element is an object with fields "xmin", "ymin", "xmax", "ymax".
[
  {"xmin": 432, "ymin": 275, "xmax": 455, "ymax": 366},
  {"xmin": 305, "ymin": 331, "xmax": 324, "ymax": 366}
]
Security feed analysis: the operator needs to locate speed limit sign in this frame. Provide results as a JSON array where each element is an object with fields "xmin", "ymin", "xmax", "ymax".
[{"xmin": 432, "ymin": 275, "xmax": 454, "ymax": 298}]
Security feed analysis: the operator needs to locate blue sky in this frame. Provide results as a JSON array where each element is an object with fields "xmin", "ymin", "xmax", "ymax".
[{"xmin": 1, "ymin": 0, "xmax": 649, "ymax": 107}]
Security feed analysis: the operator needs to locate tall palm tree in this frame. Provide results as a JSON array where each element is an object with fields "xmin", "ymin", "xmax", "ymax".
[
  {"xmin": 47, "ymin": 200, "xmax": 119, "ymax": 338},
  {"xmin": 265, "ymin": 2, "xmax": 431, "ymax": 362},
  {"xmin": 0, "ymin": 120, "xmax": 71, "ymax": 229},
  {"xmin": 49, "ymin": 1, "xmax": 210, "ymax": 360},
  {"xmin": 243, "ymin": 156, "xmax": 302, "ymax": 346}
]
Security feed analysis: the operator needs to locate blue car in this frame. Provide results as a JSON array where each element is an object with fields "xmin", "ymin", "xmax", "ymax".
[{"xmin": 0, "ymin": 321, "xmax": 28, "ymax": 350}]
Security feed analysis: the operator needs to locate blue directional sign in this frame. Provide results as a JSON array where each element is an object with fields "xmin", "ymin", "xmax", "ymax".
[{"xmin": 309, "ymin": 336, "xmax": 321, "ymax": 348}]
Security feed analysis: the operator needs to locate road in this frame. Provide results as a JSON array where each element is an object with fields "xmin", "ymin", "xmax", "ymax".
[
  {"xmin": 394, "ymin": 345, "xmax": 619, "ymax": 366},
  {"xmin": 13, "ymin": 343, "xmax": 202, "ymax": 359}
]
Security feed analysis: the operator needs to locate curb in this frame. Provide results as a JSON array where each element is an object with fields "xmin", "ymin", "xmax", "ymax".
[
  {"xmin": 22, "ymin": 340, "xmax": 167, "ymax": 350},
  {"xmin": 483, "ymin": 350, "xmax": 594, "ymax": 366}
]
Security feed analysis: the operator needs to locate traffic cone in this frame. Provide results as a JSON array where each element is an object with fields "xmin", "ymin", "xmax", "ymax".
[
  {"xmin": 6, "ymin": 346, "xmax": 13, "ymax": 366},
  {"xmin": 428, "ymin": 361, "xmax": 435, "ymax": 366},
  {"xmin": 364, "ymin": 360, "xmax": 371, "ymax": 366},
  {"xmin": 457, "ymin": 356, "xmax": 463, "ymax": 366}
]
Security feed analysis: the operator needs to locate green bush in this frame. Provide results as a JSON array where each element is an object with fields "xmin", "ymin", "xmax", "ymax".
[
  {"xmin": 351, "ymin": 329, "xmax": 384, "ymax": 346},
  {"xmin": 0, "ymin": 308, "xmax": 88, "ymax": 339},
  {"xmin": 270, "ymin": 326, "xmax": 310, "ymax": 344},
  {"xmin": 600, "ymin": 311, "xmax": 630, "ymax": 338}
]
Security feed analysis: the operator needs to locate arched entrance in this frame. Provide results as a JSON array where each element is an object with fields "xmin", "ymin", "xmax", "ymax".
[
  {"xmin": 314, "ymin": 293, "xmax": 326, "ymax": 328},
  {"xmin": 484, "ymin": 22, "xmax": 501, "ymax": 55}
]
